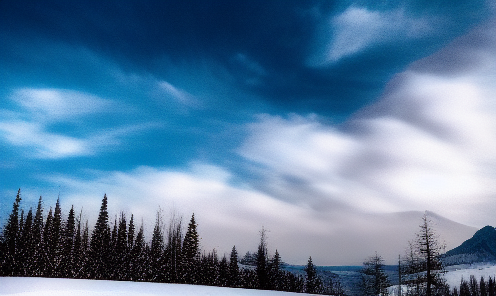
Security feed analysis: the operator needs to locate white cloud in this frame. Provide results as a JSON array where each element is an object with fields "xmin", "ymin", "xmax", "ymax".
[
  {"xmin": 11, "ymin": 88, "xmax": 114, "ymax": 122},
  {"xmin": 243, "ymin": 19, "xmax": 496, "ymax": 227},
  {"xmin": 157, "ymin": 81, "xmax": 201, "ymax": 108},
  {"xmin": 308, "ymin": 6, "xmax": 434, "ymax": 66},
  {"xmin": 0, "ymin": 120, "xmax": 90, "ymax": 158},
  {"xmin": 0, "ymin": 88, "xmax": 157, "ymax": 159}
]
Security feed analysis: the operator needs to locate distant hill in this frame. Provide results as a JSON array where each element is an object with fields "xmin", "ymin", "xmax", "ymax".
[{"xmin": 443, "ymin": 225, "xmax": 496, "ymax": 265}]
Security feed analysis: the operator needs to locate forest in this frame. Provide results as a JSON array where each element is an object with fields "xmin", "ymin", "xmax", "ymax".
[
  {"xmin": 0, "ymin": 189, "xmax": 345, "ymax": 295},
  {"xmin": 1, "ymin": 189, "xmax": 494, "ymax": 296}
]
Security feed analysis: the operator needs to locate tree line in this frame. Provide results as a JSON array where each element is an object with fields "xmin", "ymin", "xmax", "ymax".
[{"xmin": 0, "ymin": 189, "xmax": 344, "ymax": 295}]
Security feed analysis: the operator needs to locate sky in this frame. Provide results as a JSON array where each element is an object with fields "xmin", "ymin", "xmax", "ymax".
[{"xmin": 1, "ymin": 0, "xmax": 496, "ymax": 265}]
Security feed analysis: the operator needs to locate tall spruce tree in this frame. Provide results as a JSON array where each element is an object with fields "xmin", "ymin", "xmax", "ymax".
[
  {"xmin": 61, "ymin": 205, "xmax": 76, "ymax": 277},
  {"xmin": 48, "ymin": 197, "xmax": 63, "ymax": 277},
  {"xmin": 256, "ymin": 227, "xmax": 269, "ymax": 289},
  {"xmin": 73, "ymin": 210, "xmax": 83, "ymax": 278},
  {"xmin": 304, "ymin": 256, "xmax": 320, "ymax": 294},
  {"xmin": 228, "ymin": 245, "xmax": 239, "ymax": 287},
  {"xmin": 32, "ymin": 196, "xmax": 44, "ymax": 276},
  {"xmin": 149, "ymin": 211, "xmax": 165, "ymax": 282},
  {"xmin": 19, "ymin": 208, "xmax": 34, "ymax": 276},
  {"xmin": 1, "ymin": 189, "xmax": 22, "ymax": 276},
  {"xmin": 115, "ymin": 212, "xmax": 128, "ymax": 280},
  {"xmin": 182, "ymin": 213, "xmax": 199, "ymax": 284},
  {"xmin": 88, "ymin": 194, "xmax": 111, "ymax": 279},
  {"xmin": 130, "ymin": 222, "xmax": 147, "ymax": 281}
]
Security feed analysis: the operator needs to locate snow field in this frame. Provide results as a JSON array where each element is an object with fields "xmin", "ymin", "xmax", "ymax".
[
  {"xmin": 444, "ymin": 263, "xmax": 496, "ymax": 289},
  {"xmin": 0, "ymin": 277, "xmax": 319, "ymax": 296}
]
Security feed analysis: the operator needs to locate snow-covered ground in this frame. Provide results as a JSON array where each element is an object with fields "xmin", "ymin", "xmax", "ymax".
[
  {"xmin": 0, "ymin": 277, "xmax": 318, "ymax": 296},
  {"xmin": 444, "ymin": 263, "xmax": 496, "ymax": 289}
]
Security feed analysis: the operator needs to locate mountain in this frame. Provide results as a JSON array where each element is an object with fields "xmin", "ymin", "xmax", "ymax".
[{"xmin": 443, "ymin": 225, "xmax": 496, "ymax": 265}]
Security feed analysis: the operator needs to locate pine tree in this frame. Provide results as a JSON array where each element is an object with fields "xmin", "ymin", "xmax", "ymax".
[
  {"xmin": 88, "ymin": 194, "xmax": 111, "ymax": 279},
  {"xmin": 128, "ymin": 214, "xmax": 135, "ymax": 250},
  {"xmin": 115, "ymin": 212, "xmax": 128, "ymax": 280},
  {"xmin": 49, "ymin": 197, "xmax": 63, "ymax": 277},
  {"xmin": 61, "ymin": 205, "xmax": 76, "ymax": 277},
  {"xmin": 228, "ymin": 245, "xmax": 239, "ymax": 287},
  {"xmin": 481, "ymin": 277, "xmax": 488, "ymax": 296},
  {"xmin": 73, "ymin": 210, "xmax": 83, "ymax": 278},
  {"xmin": 129, "ymin": 222, "xmax": 147, "ymax": 281},
  {"xmin": 489, "ymin": 276, "xmax": 495, "ymax": 296},
  {"xmin": 32, "ymin": 196, "xmax": 44, "ymax": 276},
  {"xmin": 304, "ymin": 256, "xmax": 320, "ymax": 294},
  {"xmin": 269, "ymin": 249, "xmax": 283, "ymax": 290},
  {"xmin": 80, "ymin": 220, "xmax": 90, "ymax": 278},
  {"xmin": 149, "ymin": 211, "xmax": 165, "ymax": 282},
  {"xmin": 43, "ymin": 206, "xmax": 54, "ymax": 276},
  {"xmin": 164, "ymin": 215, "xmax": 182, "ymax": 283},
  {"xmin": 256, "ymin": 227, "xmax": 269, "ymax": 289},
  {"xmin": 19, "ymin": 208, "xmax": 35, "ymax": 276},
  {"xmin": 182, "ymin": 213, "xmax": 199, "ymax": 284},
  {"xmin": 1, "ymin": 189, "xmax": 22, "ymax": 276},
  {"xmin": 218, "ymin": 254, "xmax": 229, "ymax": 287},
  {"xmin": 416, "ymin": 213, "xmax": 447, "ymax": 296},
  {"xmin": 360, "ymin": 252, "xmax": 390, "ymax": 296}
]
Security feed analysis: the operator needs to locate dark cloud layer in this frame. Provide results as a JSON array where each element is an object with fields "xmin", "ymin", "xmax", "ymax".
[{"xmin": 1, "ymin": 0, "xmax": 491, "ymax": 116}]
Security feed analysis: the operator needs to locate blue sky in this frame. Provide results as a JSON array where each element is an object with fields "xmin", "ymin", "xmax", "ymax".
[{"xmin": 1, "ymin": 0, "xmax": 495, "ymax": 265}]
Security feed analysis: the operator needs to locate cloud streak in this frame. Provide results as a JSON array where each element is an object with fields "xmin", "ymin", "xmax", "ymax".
[
  {"xmin": 0, "ymin": 88, "xmax": 158, "ymax": 159},
  {"xmin": 309, "ymin": 6, "xmax": 435, "ymax": 66}
]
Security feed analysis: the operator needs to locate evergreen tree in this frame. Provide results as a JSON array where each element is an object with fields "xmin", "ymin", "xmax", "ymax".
[
  {"xmin": 489, "ymin": 276, "xmax": 495, "ymax": 296},
  {"xmin": 129, "ymin": 222, "xmax": 147, "ymax": 281},
  {"xmin": 360, "ymin": 252, "xmax": 390, "ymax": 296},
  {"xmin": 269, "ymin": 249, "xmax": 283, "ymax": 290},
  {"xmin": 1, "ymin": 188, "xmax": 22, "ymax": 276},
  {"xmin": 416, "ymin": 213, "xmax": 447, "ymax": 296},
  {"xmin": 43, "ymin": 207, "xmax": 54, "ymax": 276},
  {"xmin": 48, "ymin": 197, "xmax": 63, "ymax": 277},
  {"xmin": 127, "ymin": 214, "xmax": 135, "ymax": 250},
  {"xmin": 182, "ymin": 213, "xmax": 199, "ymax": 284},
  {"xmin": 256, "ymin": 227, "xmax": 269, "ymax": 289},
  {"xmin": 218, "ymin": 255, "xmax": 229, "ymax": 287},
  {"xmin": 73, "ymin": 210, "xmax": 83, "ymax": 278},
  {"xmin": 481, "ymin": 277, "xmax": 488, "ymax": 296},
  {"xmin": 61, "ymin": 205, "xmax": 76, "ymax": 277},
  {"xmin": 115, "ymin": 212, "xmax": 128, "ymax": 280},
  {"xmin": 88, "ymin": 194, "xmax": 111, "ymax": 279},
  {"xmin": 164, "ymin": 215, "xmax": 182, "ymax": 283},
  {"xmin": 19, "ymin": 208, "xmax": 35, "ymax": 276},
  {"xmin": 80, "ymin": 220, "xmax": 90, "ymax": 278},
  {"xmin": 228, "ymin": 245, "xmax": 240, "ymax": 287},
  {"xmin": 304, "ymin": 256, "xmax": 320, "ymax": 294},
  {"xmin": 32, "ymin": 196, "xmax": 44, "ymax": 276},
  {"xmin": 149, "ymin": 211, "xmax": 165, "ymax": 282}
]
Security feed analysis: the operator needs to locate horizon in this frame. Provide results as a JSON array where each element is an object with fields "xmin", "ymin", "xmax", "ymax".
[{"xmin": 1, "ymin": 0, "xmax": 496, "ymax": 266}]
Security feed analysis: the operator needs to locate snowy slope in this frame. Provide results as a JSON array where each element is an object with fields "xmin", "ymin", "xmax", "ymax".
[
  {"xmin": 444, "ymin": 263, "xmax": 496, "ymax": 289},
  {"xmin": 0, "ymin": 277, "xmax": 318, "ymax": 296}
]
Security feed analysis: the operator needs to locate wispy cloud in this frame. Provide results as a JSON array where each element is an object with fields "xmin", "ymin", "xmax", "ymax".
[
  {"xmin": 0, "ymin": 88, "xmax": 158, "ymax": 159},
  {"xmin": 309, "ymin": 6, "xmax": 435, "ymax": 66},
  {"xmin": 11, "ymin": 88, "xmax": 115, "ymax": 122}
]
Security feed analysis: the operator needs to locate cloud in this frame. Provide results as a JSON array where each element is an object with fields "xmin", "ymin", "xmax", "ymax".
[
  {"xmin": 308, "ymin": 6, "xmax": 435, "ymax": 66},
  {"xmin": 0, "ymin": 120, "xmax": 90, "ymax": 159},
  {"xmin": 10, "ymin": 88, "xmax": 114, "ymax": 122},
  {"xmin": 242, "ymin": 19, "xmax": 496, "ymax": 227},
  {"xmin": 0, "ymin": 88, "xmax": 158, "ymax": 159}
]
